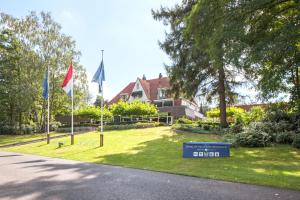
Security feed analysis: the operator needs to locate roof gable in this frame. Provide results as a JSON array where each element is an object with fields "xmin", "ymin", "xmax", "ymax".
[{"xmin": 108, "ymin": 76, "xmax": 171, "ymax": 104}]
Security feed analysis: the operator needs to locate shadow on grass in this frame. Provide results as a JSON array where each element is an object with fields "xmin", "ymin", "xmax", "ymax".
[
  {"xmin": 1, "ymin": 129, "xmax": 300, "ymax": 200},
  {"xmin": 90, "ymin": 130, "xmax": 300, "ymax": 189}
]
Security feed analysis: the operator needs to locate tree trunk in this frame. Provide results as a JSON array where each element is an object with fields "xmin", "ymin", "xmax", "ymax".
[
  {"xmin": 296, "ymin": 66, "xmax": 300, "ymax": 111},
  {"xmin": 218, "ymin": 66, "xmax": 228, "ymax": 128}
]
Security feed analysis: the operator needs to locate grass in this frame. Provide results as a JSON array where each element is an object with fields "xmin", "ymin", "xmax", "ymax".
[
  {"xmin": 2, "ymin": 126, "xmax": 300, "ymax": 190},
  {"xmin": 0, "ymin": 132, "xmax": 64, "ymax": 146}
]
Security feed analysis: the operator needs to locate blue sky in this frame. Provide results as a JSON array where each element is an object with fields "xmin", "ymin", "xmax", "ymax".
[{"xmin": 1, "ymin": 0, "xmax": 180, "ymax": 101}]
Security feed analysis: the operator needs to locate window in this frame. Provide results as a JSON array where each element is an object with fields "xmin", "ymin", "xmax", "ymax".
[
  {"xmin": 163, "ymin": 101, "xmax": 173, "ymax": 107},
  {"xmin": 136, "ymin": 83, "xmax": 139, "ymax": 90},
  {"xmin": 154, "ymin": 101, "xmax": 163, "ymax": 107},
  {"xmin": 158, "ymin": 88, "xmax": 169, "ymax": 99},
  {"xmin": 131, "ymin": 91, "xmax": 143, "ymax": 98}
]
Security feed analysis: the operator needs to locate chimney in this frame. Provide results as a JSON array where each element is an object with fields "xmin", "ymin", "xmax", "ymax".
[
  {"xmin": 159, "ymin": 73, "xmax": 163, "ymax": 79},
  {"xmin": 142, "ymin": 74, "xmax": 146, "ymax": 80}
]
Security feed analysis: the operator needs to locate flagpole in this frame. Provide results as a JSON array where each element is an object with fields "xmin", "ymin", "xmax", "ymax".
[
  {"xmin": 100, "ymin": 50, "xmax": 104, "ymax": 147},
  {"xmin": 47, "ymin": 66, "xmax": 50, "ymax": 144},
  {"xmin": 71, "ymin": 62, "xmax": 74, "ymax": 145}
]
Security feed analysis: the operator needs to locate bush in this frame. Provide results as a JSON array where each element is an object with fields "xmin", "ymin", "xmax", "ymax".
[
  {"xmin": 0, "ymin": 125, "xmax": 17, "ymax": 134},
  {"xmin": 56, "ymin": 126, "xmax": 97, "ymax": 133},
  {"xmin": 236, "ymin": 106, "xmax": 265, "ymax": 125},
  {"xmin": 229, "ymin": 122, "xmax": 244, "ymax": 134},
  {"xmin": 103, "ymin": 122, "xmax": 161, "ymax": 130},
  {"xmin": 22, "ymin": 124, "xmax": 33, "ymax": 134},
  {"xmin": 247, "ymin": 122, "xmax": 277, "ymax": 141},
  {"xmin": 50, "ymin": 121, "xmax": 61, "ymax": 131},
  {"xmin": 292, "ymin": 134, "xmax": 300, "ymax": 149},
  {"xmin": 206, "ymin": 107, "xmax": 245, "ymax": 118},
  {"xmin": 75, "ymin": 106, "xmax": 112, "ymax": 120},
  {"xmin": 197, "ymin": 121, "xmax": 220, "ymax": 127},
  {"xmin": 172, "ymin": 124, "xmax": 222, "ymax": 134},
  {"xmin": 110, "ymin": 100, "xmax": 158, "ymax": 116},
  {"xmin": 276, "ymin": 131, "xmax": 295, "ymax": 144},
  {"xmin": 176, "ymin": 117, "xmax": 193, "ymax": 124},
  {"xmin": 236, "ymin": 128, "xmax": 271, "ymax": 147},
  {"xmin": 203, "ymin": 124, "xmax": 210, "ymax": 130},
  {"xmin": 275, "ymin": 121, "xmax": 294, "ymax": 132}
]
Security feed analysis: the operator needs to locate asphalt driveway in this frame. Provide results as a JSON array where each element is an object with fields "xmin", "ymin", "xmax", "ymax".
[{"xmin": 0, "ymin": 151, "xmax": 299, "ymax": 200}]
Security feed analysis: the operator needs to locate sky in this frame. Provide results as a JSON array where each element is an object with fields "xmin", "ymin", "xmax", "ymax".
[{"xmin": 1, "ymin": 0, "xmax": 180, "ymax": 102}]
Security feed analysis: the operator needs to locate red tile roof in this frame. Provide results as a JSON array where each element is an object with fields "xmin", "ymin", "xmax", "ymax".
[
  {"xmin": 108, "ymin": 82, "xmax": 135, "ymax": 105},
  {"xmin": 108, "ymin": 77, "xmax": 171, "ymax": 105}
]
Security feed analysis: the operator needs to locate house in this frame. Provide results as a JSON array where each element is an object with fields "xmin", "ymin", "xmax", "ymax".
[{"xmin": 108, "ymin": 73, "xmax": 203, "ymax": 119}]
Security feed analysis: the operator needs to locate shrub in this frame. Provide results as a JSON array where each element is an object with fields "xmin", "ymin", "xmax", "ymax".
[
  {"xmin": 223, "ymin": 133, "xmax": 238, "ymax": 147},
  {"xmin": 110, "ymin": 100, "xmax": 158, "ymax": 116},
  {"xmin": 263, "ymin": 103, "xmax": 286, "ymax": 121},
  {"xmin": 197, "ymin": 121, "xmax": 220, "ymax": 127},
  {"xmin": 50, "ymin": 121, "xmax": 61, "ymax": 131},
  {"xmin": 203, "ymin": 124, "xmax": 210, "ymax": 130},
  {"xmin": 276, "ymin": 131, "xmax": 295, "ymax": 144},
  {"xmin": 176, "ymin": 117, "xmax": 193, "ymax": 124},
  {"xmin": 75, "ymin": 106, "xmax": 112, "ymax": 120},
  {"xmin": 237, "ymin": 106, "xmax": 265, "ymax": 125},
  {"xmin": 172, "ymin": 124, "xmax": 221, "ymax": 134},
  {"xmin": 20, "ymin": 124, "xmax": 35, "ymax": 134},
  {"xmin": 206, "ymin": 107, "xmax": 245, "ymax": 118},
  {"xmin": 275, "ymin": 121, "xmax": 294, "ymax": 132},
  {"xmin": 236, "ymin": 128, "xmax": 271, "ymax": 147},
  {"xmin": 292, "ymin": 134, "xmax": 300, "ymax": 149},
  {"xmin": 103, "ymin": 122, "xmax": 161, "ymax": 130},
  {"xmin": 229, "ymin": 122, "xmax": 244, "ymax": 134},
  {"xmin": 0, "ymin": 125, "xmax": 17, "ymax": 134}
]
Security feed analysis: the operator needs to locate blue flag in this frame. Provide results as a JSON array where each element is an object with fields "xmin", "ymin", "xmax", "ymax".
[
  {"xmin": 42, "ymin": 71, "xmax": 48, "ymax": 99},
  {"xmin": 92, "ymin": 60, "xmax": 105, "ymax": 93}
]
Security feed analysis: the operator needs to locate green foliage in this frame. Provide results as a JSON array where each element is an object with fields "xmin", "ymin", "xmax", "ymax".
[
  {"xmin": 153, "ymin": 1, "xmax": 246, "ymax": 127},
  {"xmin": 110, "ymin": 100, "xmax": 158, "ymax": 116},
  {"xmin": 0, "ymin": 12, "xmax": 88, "ymax": 132},
  {"xmin": 172, "ymin": 123, "xmax": 222, "ymax": 134},
  {"xmin": 292, "ymin": 134, "xmax": 300, "ymax": 149},
  {"xmin": 235, "ymin": 106, "xmax": 266, "ymax": 125},
  {"xmin": 175, "ymin": 117, "xmax": 193, "ymax": 124},
  {"xmin": 207, "ymin": 107, "xmax": 245, "ymax": 118},
  {"xmin": 103, "ymin": 122, "xmax": 161, "ymax": 130},
  {"xmin": 229, "ymin": 122, "xmax": 244, "ymax": 134},
  {"xmin": 236, "ymin": 128, "xmax": 271, "ymax": 147},
  {"xmin": 276, "ymin": 131, "xmax": 295, "ymax": 144},
  {"xmin": 75, "ymin": 106, "xmax": 112, "ymax": 120}
]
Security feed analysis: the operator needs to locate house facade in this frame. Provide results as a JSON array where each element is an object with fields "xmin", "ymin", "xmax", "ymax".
[{"xmin": 108, "ymin": 74, "xmax": 203, "ymax": 119}]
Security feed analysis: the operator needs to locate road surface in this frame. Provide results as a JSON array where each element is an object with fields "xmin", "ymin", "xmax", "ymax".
[{"xmin": 0, "ymin": 151, "xmax": 299, "ymax": 200}]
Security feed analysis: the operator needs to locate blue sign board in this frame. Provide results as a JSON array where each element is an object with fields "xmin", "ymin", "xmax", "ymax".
[{"xmin": 183, "ymin": 142, "xmax": 230, "ymax": 158}]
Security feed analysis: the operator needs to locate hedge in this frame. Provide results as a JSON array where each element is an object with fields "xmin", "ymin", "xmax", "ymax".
[{"xmin": 103, "ymin": 122, "xmax": 162, "ymax": 130}]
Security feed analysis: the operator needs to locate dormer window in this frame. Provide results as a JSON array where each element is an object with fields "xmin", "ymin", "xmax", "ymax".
[
  {"xmin": 131, "ymin": 91, "xmax": 143, "ymax": 98},
  {"xmin": 158, "ymin": 88, "xmax": 168, "ymax": 99}
]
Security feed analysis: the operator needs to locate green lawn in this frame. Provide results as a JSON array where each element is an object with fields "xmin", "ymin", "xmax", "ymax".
[
  {"xmin": 0, "ymin": 132, "xmax": 64, "ymax": 146},
  {"xmin": 2, "ymin": 127, "xmax": 300, "ymax": 190}
]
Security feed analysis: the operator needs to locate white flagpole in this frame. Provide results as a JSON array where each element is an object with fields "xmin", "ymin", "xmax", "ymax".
[
  {"xmin": 47, "ymin": 66, "xmax": 50, "ymax": 144},
  {"xmin": 100, "ymin": 50, "xmax": 104, "ymax": 147},
  {"xmin": 71, "ymin": 62, "xmax": 74, "ymax": 145}
]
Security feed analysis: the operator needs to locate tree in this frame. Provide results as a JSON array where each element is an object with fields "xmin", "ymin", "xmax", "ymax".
[
  {"xmin": 0, "ymin": 12, "xmax": 88, "ymax": 132},
  {"xmin": 227, "ymin": 0, "xmax": 300, "ymax": 110},
  {"xmin": 152, "ymin": 1, "xmax": 245, "ymax": 127}
]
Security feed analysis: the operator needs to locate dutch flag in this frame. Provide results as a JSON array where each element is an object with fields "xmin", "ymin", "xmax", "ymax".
[{"xmin": 61, "ymin": 63, "xmax": 73, "ymax": 96}]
